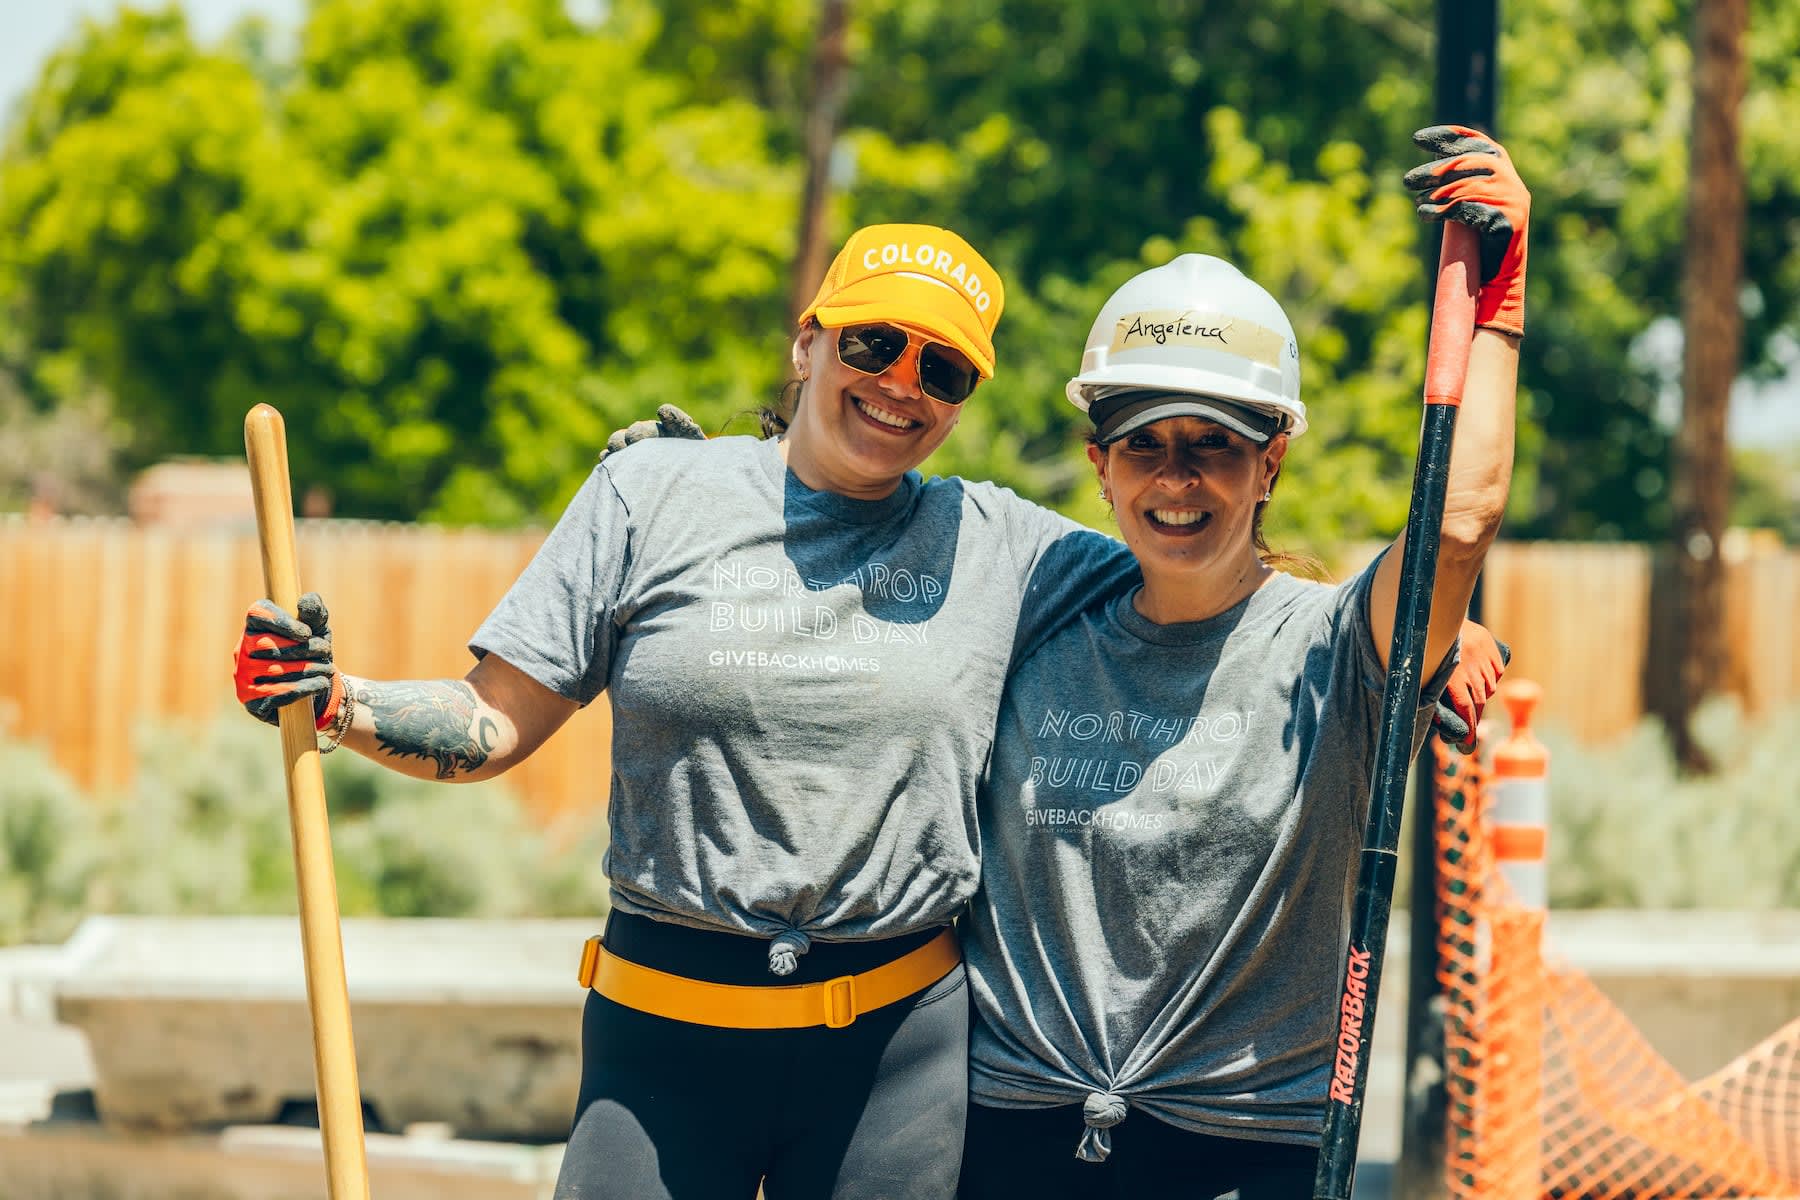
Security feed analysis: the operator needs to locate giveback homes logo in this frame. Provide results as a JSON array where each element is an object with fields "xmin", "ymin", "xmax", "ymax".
[{"xmin": 704, "ymin": 558, "xmax": 939, "ymax": 669}]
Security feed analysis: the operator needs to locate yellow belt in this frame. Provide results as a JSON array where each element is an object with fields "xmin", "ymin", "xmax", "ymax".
[{"xmin": 577, "ymin": 927, "xmax": 960, "ymax": 1030}]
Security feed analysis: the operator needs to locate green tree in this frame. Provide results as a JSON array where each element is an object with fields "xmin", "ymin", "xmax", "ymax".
[
  {"xmin": 1499, "ymin": 0, "xmax": 1800, "ymax": 537},
  {"xmin": 1730, "ymin": 444, "xmax": 1800, "ymax": 540},
  {"xmin": 857, "ymin": 0, "xmax": 1800, "ymax": 542},
  {"xmin": 1, "ymin": 1, "xmax": 798, "ymax": 523},
  {"xmin": 656, "ymin": 0, "xmax": 1800, "ymax": 544},
  {"xmin": 634, "ymin": 0, "xmax": 1503, "ymax": 546},
  {"xmin": 0, "ymin": 10, "xmax": 266, "ymax": 478},
  {"xmin": 916, "ymin": 112, "xmax": 1456, "ymax": 555},
  {"xmin": 8, "ymin": 1, "xmax": 1799, "ymax": 541}
]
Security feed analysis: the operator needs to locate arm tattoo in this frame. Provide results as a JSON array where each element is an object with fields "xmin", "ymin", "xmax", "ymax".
[{"xmin": 363, "ymin": 681, "xmax": 500, "ymax": 780}]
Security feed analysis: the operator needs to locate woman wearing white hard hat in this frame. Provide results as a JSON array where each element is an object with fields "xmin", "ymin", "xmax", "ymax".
[{"xmin": 956, "ymin": 125, "xmax": 1527, "ymax": 1198}]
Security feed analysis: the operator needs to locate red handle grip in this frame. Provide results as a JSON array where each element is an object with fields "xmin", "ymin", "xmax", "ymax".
[{"xmin": 1424, "ymin": 224, "xmax": 1480, "ymax": 407}]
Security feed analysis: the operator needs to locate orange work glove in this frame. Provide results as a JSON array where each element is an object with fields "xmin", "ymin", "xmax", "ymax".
[
  {"xmin": 1433, "ymin": 619, "xmax": 1510, "ymax": 753},
  {"xmin": 233, "ymin": 592, "xmax": 342, "ymax": 730},
  {"xmin": 1403, "ymin": 125, "xmax": 1531, "ymax": 337}
]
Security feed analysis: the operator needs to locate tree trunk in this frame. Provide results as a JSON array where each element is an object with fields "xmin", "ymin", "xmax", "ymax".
[
  {"xmin": 789, "ymin": 0, "xmax": 853, "ymax": 323},
  {"xmin": 1666, "ymin": 0, "xmax": 1747, "ymax": 774}
]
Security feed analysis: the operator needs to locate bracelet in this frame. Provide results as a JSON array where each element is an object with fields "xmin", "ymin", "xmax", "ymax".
[{"xmin": 318, "ymin": 679, "xmax": 356, "ymax": 754}]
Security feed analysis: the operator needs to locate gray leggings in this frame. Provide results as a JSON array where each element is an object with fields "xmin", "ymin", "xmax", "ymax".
[{"xmin": 555, "ymin": 914, "xmax": 969, "ymax": 1200}]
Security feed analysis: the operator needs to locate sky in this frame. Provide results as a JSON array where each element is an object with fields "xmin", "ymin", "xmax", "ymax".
[{"xmin": 2, "ymin": 0, "xmax": 1797, "ymax": 448}]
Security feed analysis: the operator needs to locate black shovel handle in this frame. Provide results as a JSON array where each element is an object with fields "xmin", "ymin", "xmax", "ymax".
[{"xmin": 1312, "ymin": 223, "xmax": 1479, "ymax": 1200}]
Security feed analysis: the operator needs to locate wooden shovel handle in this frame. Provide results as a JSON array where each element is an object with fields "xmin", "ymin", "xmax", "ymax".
[{"xmin": 244, "ymin": 403, "xmax": 371, "ymax": 1199}]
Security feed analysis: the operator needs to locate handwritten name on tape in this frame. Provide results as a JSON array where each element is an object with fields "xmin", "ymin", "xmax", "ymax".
[{"xmin": 1110, "ymin": 310, "xmax": 1288, "ymax": 367}]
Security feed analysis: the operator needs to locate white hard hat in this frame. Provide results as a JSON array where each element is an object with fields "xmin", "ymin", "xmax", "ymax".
[{"xmin": 1067, "ymin": 254, "xmax": 1306, "ymax": 439}]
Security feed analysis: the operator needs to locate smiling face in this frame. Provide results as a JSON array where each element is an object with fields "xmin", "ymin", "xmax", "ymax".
[
  {"xmin": 782, "ymin": 321, "xmax": 970, "ymax": 499},
  {"xmin": 1090, "ymin": 415, "xmax": 1289, "ymax": 621}
]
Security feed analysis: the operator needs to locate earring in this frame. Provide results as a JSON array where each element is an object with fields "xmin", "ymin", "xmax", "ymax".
[
  {"xmin": 798, "ymin": 368, "xmax": 809, "ymax": 382},
  {"xmin": 1261, "ymin": 488, "xmax": 1273, "ymax": 502},
  {"xmin": 1098, "ymin": 485, "xmax": 1109, "ymax": 503}
]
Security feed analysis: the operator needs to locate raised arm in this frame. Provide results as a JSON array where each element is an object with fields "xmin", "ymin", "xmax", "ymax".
[
  {"xmin": 1370, "ymin": 125, "xmax": 1530, "ymax": 672},
  {"xmin": 234, "ymin": 594, "xmax": 578, "ymax": 782}
]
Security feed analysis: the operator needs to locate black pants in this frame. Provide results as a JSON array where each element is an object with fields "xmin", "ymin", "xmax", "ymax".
[
  {"xmin": 555, "ymin": 913, "xmax": 969, "ymax": 1200},
  {"xmin": 958, "ymin": 1101, "xmax": 1316, "ymax": 1200}
]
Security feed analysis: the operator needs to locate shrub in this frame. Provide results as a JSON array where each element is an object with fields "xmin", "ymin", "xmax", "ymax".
[
  {"xmin": 0, "ymin": 714, "xmax": 613, "ymax": 944},
  {"xmin": 0, "ymin": 739, "xmax": 101, "ymax": 944},
  {"xmin": 1367, "ymin": 700, "xmax": 1799, "ymax": 915},
  {"xmin": 1541, "ymin": 699, "xmax": 1800, "ymax": 909},
  {"xmin": 333, "ymin": 782, "xmax": 542, "ymax": 919},
  {"xmin": 99, "ymin": 715, "xmax": 296, "ymax": 917},
  {"xmin": 321, "ymin": 734, "xmax": 612, "ymax": 919},
  {"xmin": 12, "ymin": 701, "xmax": 1788, "ymax": 949}
]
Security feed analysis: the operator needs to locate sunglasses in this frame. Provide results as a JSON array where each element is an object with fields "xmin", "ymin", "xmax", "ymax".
[{"xmin": 835, "ymin": 323, "xmax": 981, "ymax": 406}]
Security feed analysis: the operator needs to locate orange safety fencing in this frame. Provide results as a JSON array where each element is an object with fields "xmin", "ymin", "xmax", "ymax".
[{"xmin": 1431, "ymin": 691, "xmax": 1800, "ymax": 1200}]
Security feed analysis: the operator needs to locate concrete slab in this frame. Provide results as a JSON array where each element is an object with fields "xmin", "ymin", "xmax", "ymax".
[
  {"xmin": 0, "ymin": 1120, "xmax": 1397, "ymax": 1200},
  {"xmin": 0, "ymin": 1122, "xmax": 563, "ymax": 1200},
  {"xmin": 28, "ymin": 910, "xmax": 1800, "ymax": 1152},
  {"xmin": 0, "ymin": 1015, "xmax": 93, "ymax": 1090},
  {"xmin": 0, "ymin": 946, "xmax": 68, "ymax": 1023},
  {"xmin": 1545, "ymin": 909, "xmax": 1800, "ymax": 1081},
  {"xmin": 49, "ymin": 916, "xmax": 597, "ymax": 1137},
  {"xmin": 49, "ymin": 915, "xmax": 596, "ymax": 1003},
  {"xmin": 0, "ymin": 1079, "xmax": 54, "ymax": 1125},
  {"xmin": 0, "ymin": 942, "xmax": 97, "ymax": 1124}
]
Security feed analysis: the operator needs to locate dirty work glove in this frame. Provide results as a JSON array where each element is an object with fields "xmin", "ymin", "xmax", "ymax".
[
  {"xmin": 233, "ymin": 593, "xmax": 341, "ymax": 730},
  {"xmin": 1433, "ymin": 619, "xmax": 1511, "ymax": 753},
  {"xmin": 1404, "ymin": 125, "xmax": 1531, "ymax": 337},
  {"xmin": 599, "ymin": 403, "xmax": 705, "ymax": 462}
]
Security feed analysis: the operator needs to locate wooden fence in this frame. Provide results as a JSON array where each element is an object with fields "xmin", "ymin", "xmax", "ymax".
[
  {"xmin": 3, "ymin": 516, "xmax": 1796, "ymax": 823},
  {"xmin": 1341, "ymin": 537, "xmax": 1800, "ymax": 742},
  {"xmin": 0, "ymin": 516, "xmax": 610, "ymax": 827}
]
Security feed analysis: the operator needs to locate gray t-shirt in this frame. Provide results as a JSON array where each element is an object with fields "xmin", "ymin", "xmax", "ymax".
[
  {"xmin": 471, "ymin": 435, "xmax": 1134, "ymax": 950},
  {"xmin": 965, "ymin": 558, "xmax": 1455, "ymax": 1153}
]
